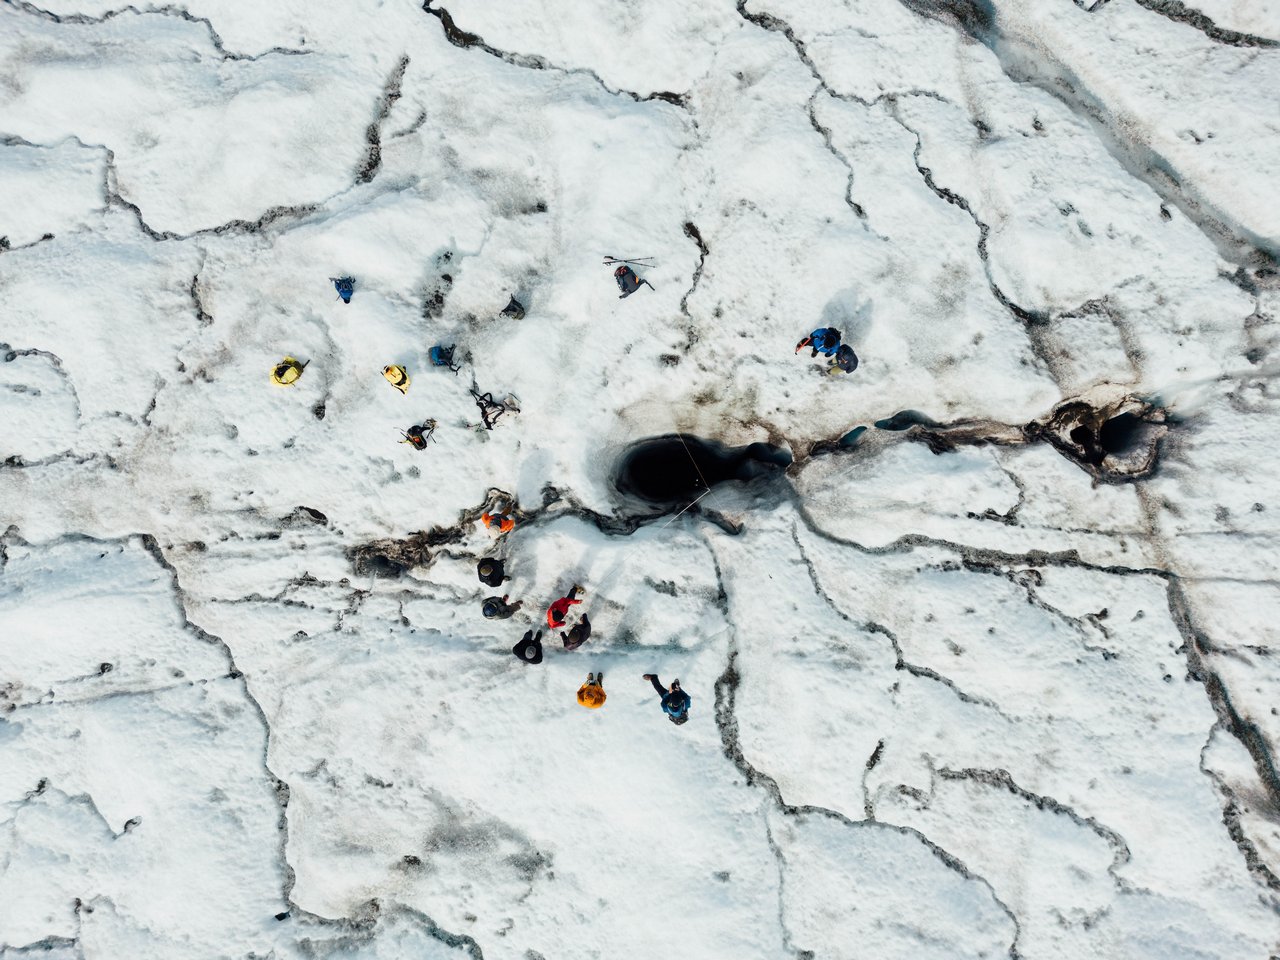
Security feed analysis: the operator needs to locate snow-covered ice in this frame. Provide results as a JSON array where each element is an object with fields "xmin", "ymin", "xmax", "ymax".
[{"xmin": 3, "ymin": 0, "xmax": 1280, "ymax": 957}]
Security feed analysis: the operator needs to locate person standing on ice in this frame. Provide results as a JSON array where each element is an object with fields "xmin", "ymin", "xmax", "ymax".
[
  {"xmin": 577, "ymin": 672, "xmax": 606, "ymax": 709},
  {"xmin": 547, "ymin": 585, "xmax": 583, "ymax": 629},
  {"xmin": 561, "ymin": 613, "xmax": 591, "ymax": 651},
  {"xmin": 512, "ymin": 629, "xmax": 543, "ymax": 664},
  {"xmin": 828, "ymin": 343, "xmax": 859, "ymax": 376},
  {"xmin": 482, "ymin": 504, "xmax": 515, "ymax": 538},
  {"xmin": 795, "ymin": 327, "xmax": 842, "ymax": 358},
  {"xmin": 331, "ymin": 276, "xmax": 355, "ymax": 304},
  {"xmin": 614, "ymin": 265, "xmax": 653, "ymax": 298},
  {"xmin": 482, "ymin": 594, "xmax": 522, "ymax": 620},
  {"xmin": 643, "ymin": 674, "xmax": 691, "ymax": 725},
  {"xmin": 477, "ymin": 557, "xmax": 508, "ymax": 588}
]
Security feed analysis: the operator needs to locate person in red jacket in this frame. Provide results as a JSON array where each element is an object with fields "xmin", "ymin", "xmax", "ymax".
[{"xmin": 547, "ymin": 584, "xmax": 583, "ymax": 629}]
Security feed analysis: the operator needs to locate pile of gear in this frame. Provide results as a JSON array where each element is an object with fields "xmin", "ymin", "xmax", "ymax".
[{"xmin": 270, "ymin": 278, "xmax": 524, "ymax": 446}]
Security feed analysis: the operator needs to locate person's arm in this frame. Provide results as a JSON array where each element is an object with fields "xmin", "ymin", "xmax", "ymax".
[{"xmin": 794, "ymin": 336, "xmax": 811, "ymax": 354}]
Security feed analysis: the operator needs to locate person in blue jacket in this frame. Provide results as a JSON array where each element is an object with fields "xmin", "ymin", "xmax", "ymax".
[
  {"xmin": 795, "ymin": 327, "xmax": 841, "ymax": 358},
  {"xmin": 332, "ymin": 276, "xmax": 355, "ymax": 304},
  {"xmin": 643, "ymin": 674, "xmax": 691, "ymax": 725}
]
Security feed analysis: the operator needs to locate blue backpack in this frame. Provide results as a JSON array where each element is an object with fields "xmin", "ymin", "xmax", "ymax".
[{"xmin": 429, "ymin": 344, "xmax": 460, "ymax": 374}]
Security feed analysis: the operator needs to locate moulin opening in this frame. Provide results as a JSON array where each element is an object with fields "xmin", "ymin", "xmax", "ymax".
[
  {"xmin": 614, "ymin": 435, "xmax": 792, "ymax": 507},
  {"xmin": 1040, "ymin": 395, "xmax": 1169, "ymax": 482},
  {"xmin": 1098, "ymin": 413, "xmax": 1145, "ymax": 456}
]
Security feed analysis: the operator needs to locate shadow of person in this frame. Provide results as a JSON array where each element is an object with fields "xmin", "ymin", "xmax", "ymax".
[{"xmin": 821, "ymin": 287, "xmax": 872, "ymax": 346}]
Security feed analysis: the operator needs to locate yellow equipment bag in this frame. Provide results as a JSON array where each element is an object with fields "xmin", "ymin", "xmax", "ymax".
[
  {"xmin": 271, "ymin": 356, "xmax": 304, "ymax": 386},
  {"xmin": 382, "ymin": 364, "xmax": 410, "ymax": 394}
]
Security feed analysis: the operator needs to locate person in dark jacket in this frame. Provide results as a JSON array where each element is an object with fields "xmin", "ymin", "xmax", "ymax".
[
  {"xmin": 643, "ymin": 674, "xmax": 691, "ymax": 725},
  {"xmin": 482, "ymin": 595, "xmax": 521, "ymax": 619},
  {"xmin": 829, "ymin": 343, "xmax": 859, "ymax": 375},
  {"xmin": 795, "ymin": 327, "xmax": 841, "ymax": 358},
  {"xmin": 614, "ymin": 265, "xmax": 653, "ymax": 299},
  {"xmin": 561, "ymin": 613, "xmax": 591, "ymax": 651},
  {"xmin": 546, "ymin": 585, "xmax": 583, "ymax": 629},
  {"xmin": 477, "ymin": 557, "xmax": 508, "ymax": 588},
  {"xmin": 512, "ymin": 629, "xmax": 543, "ymax": 664}
]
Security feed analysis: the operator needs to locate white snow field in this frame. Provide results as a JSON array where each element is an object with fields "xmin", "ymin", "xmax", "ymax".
[{"xmin": 3, "ymin": 0, "xmax": 1280, "ymax": 956}]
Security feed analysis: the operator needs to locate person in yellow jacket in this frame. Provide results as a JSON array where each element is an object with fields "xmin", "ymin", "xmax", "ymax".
[
  {"xmin": 382, "ymin": 364, "xmax": 410, "ymax": 394},
  {"xmin": 271, "ymin": 356, "xmax": 306, "ymax": 386},
  {"xmin": 577, "ymin": 672, "xmax": 606, "ymax": 709}
]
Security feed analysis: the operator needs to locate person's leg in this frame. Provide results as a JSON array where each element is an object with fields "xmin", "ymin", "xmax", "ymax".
[{"xmin": 649, "ymin": 674, "xmax": 666, "ymax": 696}]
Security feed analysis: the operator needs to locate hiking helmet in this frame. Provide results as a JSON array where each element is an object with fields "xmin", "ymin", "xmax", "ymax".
[{"xmin": 383, "ymin": 365, "xmax": 410, "ymax": 394}]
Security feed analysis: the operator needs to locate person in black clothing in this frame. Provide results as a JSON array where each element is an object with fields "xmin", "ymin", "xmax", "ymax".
[
  {"xmin": 482, "ymin": 595, "xmax": 521, "ymax": 620},
  {"xmin": 477, "ymin": 557, "xmax": 508, "ymax": 587},
  {"xmin": 643, "ymin": 674, "xmax": 692, "ymax": 725},
  {"xmin": 561, "ymin": 614, "xmax": 591, "ymax": 651},
  {"xmin": 614, "ymin": 265, "xmax": 653, "ymax": 298},
  {"xmin": 512, "ymin": 629, "xmax": 543, "ymax": 664}
]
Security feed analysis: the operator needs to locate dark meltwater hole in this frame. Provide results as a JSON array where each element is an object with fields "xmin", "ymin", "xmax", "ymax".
[
  {"xmin": 1070, "ymin": 413, "xmax": 1150, "ymax": 465},
  {"xmin": 1098, "ymin": 413, "xmax": 1144, "ymax": 455},
  {"xmin": 614, "ymin": 435, "xmax": 792, "ymax": 507}
]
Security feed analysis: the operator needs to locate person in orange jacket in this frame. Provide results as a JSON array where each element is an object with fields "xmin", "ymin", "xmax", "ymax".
[
  {"xmin": 547, "ymin": 585, "xmax": 583, "ymax": 629},
  {"xmin": 577, "ymin": 672, "xmax": 606, "ymax": 709},
  {"xmin": 482, "ymin": 506, "xmax": 515, "ymax": 537}
]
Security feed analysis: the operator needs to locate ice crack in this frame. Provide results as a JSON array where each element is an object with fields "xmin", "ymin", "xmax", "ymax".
[
  {"xmin": 11, "ymin": 777, "xmax": 140, "ymax": 839},
  {"xmin": 1132, "ymin": 0, "xmax": 1279, "ymax": 47},
  {"xmin": 908, "ymin": 0, "xmax": 1280, "ymax": 266},
  {"xmin": 188, "ymin": 273, "xmax": 213, "ymax": 326},
  {"xmin": 790, "ymin": 522, "xmax": 1010, "ymax": 711},
  {"xmin": 0, "ymin": 935, "xmax": 79, "ymax": 954},
  {"xmin": 0, "ymin": 341, "xmax": 83, "ymax": 424},
  {"xmin": 806, "ymin": 89, "xmax": 869, "ymax": 221},
  {"xmin": 935, "ymin": 766, "xmax": 1134, "ymax": 886},
  {"xmin": 714, "ymin": 644, "xmax": 1024, "ymax": 958},
  {"xmin": 1163, "ymin": 577, "xmax": 1280, "ymax": 810},
  {"xmin": 1198, "ymin": 727, "xmax": 1280, "ymax": 892},
  {"xmin": 421, "ymin": 1, "xmax": 688, "ymax": 107},
  {"xmin": 1, "ymin": 0, "xmax": 312, "ymax": 60},
  {"xmin": 0, "ymin": 133, "xmax": 319, "ymax": 241},
  {"xmin": 677, "ymin": 221, "xmax": 710, "ymax": 347},
  {"xmin": 357, "ymin": 55, "xmax": 410, "ymax": 184},
  {"xmin": 0, "ymin": 232, "xmax": 56, "ymax": 254},
  {"xmin": 890, "ymin": 108, "xmax": 1049, "ymax": 340}
]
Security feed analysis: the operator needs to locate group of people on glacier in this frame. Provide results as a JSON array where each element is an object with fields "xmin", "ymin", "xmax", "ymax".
[
  {"xmin": 268, "ymin": 260, "xmax": 864, "ymax": 727},
  {"xmin": 479, "ymin": 500, "xmax": 692, "ymax": 724}
]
